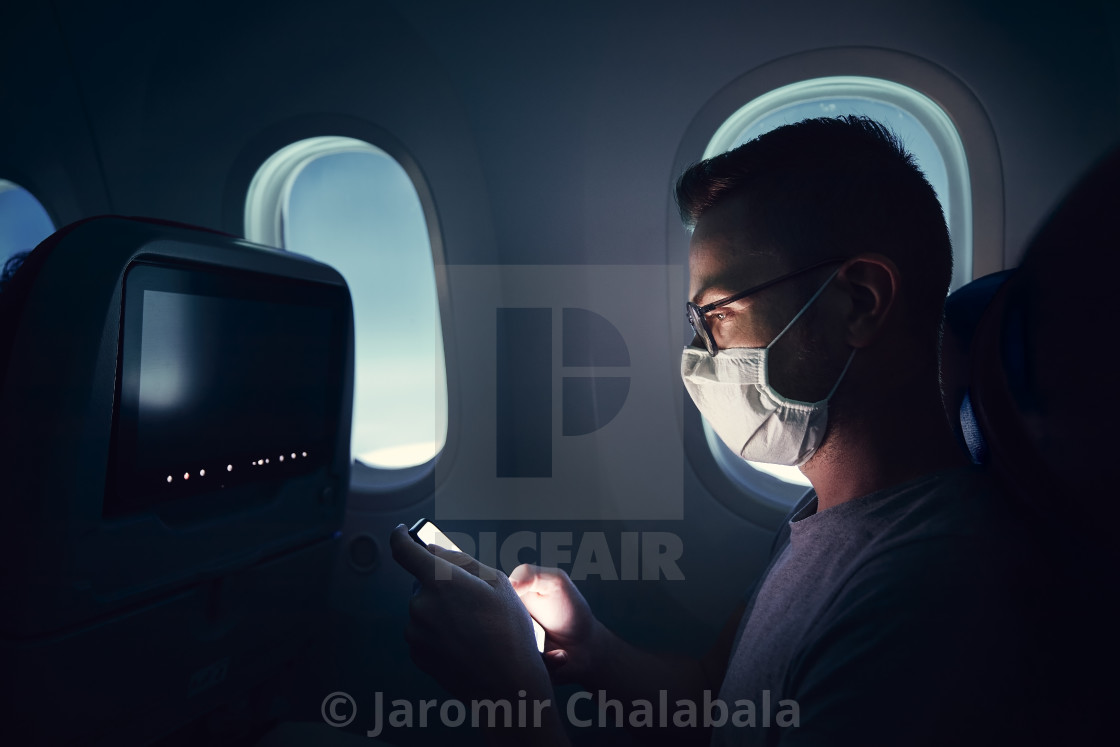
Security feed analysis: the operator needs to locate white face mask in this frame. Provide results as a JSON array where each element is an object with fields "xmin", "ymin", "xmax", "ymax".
[{"xmin": 680, "ymin": 270, "xmax": 855, "ymax": 467}]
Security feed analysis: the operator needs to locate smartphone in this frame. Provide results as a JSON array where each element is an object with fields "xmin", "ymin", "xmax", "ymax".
[{"xmin": 409, "ymin": 518, "xmax": 547, "ymax": 653}]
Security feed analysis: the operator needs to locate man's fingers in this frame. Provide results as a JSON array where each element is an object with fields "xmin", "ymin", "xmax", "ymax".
[
  {"xmin": 392, "ymin": 526, "xmax": 502, "ymax": 587},
  {"xmin": 509, "ymin": 563, "xmax": 538, "ymax": 588},
  {"xmin": 429, "ymin": 544, "xmax": 480, "ymax": 574},
  {"xmin": 510, "ymin": 563, "xmax": 567, "ymax": 595},
  {"xmin": 542, "ymin": 648, "xmax": 568, "ymax": 670},
  {"xmin": 542, "ymin": 649, "xmax": 573, "ymax": 684},
  {"xmin": 429, "ymin": 544, "xmax": 504, "ymax": 585},
  {"xmin": 392, "ymin": 524, "xmax": 464, "ymax": 586},
  {"xmin": 390, "ymin": 524, "xmax": 438, "ymax": 585}
]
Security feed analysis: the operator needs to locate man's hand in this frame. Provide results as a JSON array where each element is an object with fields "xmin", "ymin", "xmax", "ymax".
[
  {"xmin": 509, "ymin": 564, "xmax": 605, "ymax": 685},
  {"xmin": 389, "ymin": 525, "xmax": 554, "ymax": 704},
  {"xmin": 510, "ymin": 564, "xmax": 730, "ymax": 747}
]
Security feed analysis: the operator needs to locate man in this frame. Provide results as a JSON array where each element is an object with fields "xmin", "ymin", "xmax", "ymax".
[{"xmin": 391, "ymin": 116, "xmax": 1040, "ymax": 746}]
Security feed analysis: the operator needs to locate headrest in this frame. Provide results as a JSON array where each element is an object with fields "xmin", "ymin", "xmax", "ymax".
[
  {"xmin": 969, "ymin": 145, "xmax": 1120, "ymax": 536},
  {"xmin": 0, "ymin": 215, "xmax": 234, "ymax": 382},
  {"xmin": 942, "ymin": 269, "xmax": 1016, "ymax": 463}
]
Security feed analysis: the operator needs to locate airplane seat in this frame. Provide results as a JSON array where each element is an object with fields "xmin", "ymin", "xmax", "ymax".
[
  {"xmin": 941, "ymin": 268, "xmax": 1016, "ymax": 464},
  {"xmin": 967, "ymin": 144, "xmax": 1119, "ymax": 542},
  {"xmin": 0, "ymin": 216, "xmax": 354, "ymax": 745},
  {"xmin": 963, "ymin": 145, "xmax": 1120, "ymax": 741}
]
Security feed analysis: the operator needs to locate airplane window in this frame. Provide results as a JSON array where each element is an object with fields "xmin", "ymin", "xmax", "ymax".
[
  {"xmin": 245, "ymin": 137, "xmax": 447, "ymax": 472},
  {"xmin": 702, "ymin": 77, "xmax": 970, "ymax": 497},
  {"xmin": 0, "ymin": 180, "xmax": 54, "ymax": 266}
]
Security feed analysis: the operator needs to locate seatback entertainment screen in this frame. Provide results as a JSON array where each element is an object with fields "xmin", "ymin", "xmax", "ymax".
[{"xmin": 107, "ymin": 261, "xmax": 348, "ymax": 518}]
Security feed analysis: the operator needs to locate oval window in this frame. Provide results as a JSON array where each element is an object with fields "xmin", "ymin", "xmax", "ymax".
[
  {"xmin": 245, "ymin": 137, "xmax": 448, "ymax": 472},
  {"xmin": 702, "ymin": 77, "xmax": 971, "ymax": 496},
  {"xmin": 0, "ymin": 180, "xmax": 55, "ymax": 273}
]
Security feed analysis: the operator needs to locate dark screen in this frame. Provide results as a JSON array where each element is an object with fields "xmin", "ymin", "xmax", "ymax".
[{"xmin": 107, "ymin": 262, "xmax": 347, "ymax": 517}]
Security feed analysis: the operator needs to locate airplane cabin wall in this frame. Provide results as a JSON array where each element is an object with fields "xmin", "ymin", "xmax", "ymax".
[
  {"xmin": 1, "ymin": 1, "xmax": 1117, "ymax": 266},
  {"xmin": 1, "ymin": 0, "xmax": 1118, "ymax": 716}
]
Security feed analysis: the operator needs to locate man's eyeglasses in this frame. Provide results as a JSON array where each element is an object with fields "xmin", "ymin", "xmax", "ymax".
[{"xmin": 686, "ymin": 258, "xmax": 846, "ymax": 356}]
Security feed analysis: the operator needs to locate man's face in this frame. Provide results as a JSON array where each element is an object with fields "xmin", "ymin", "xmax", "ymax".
[{"xmin": 687, "ymin": 197, "xmax": 842, "ymax": 403}]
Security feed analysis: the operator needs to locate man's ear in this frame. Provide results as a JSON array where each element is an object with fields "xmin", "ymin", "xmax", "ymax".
[{"xmin": 837, "ymin": 254, "xmax": 899, "ymax": 348}]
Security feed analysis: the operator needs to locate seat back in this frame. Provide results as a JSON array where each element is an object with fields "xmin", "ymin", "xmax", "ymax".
[
  {"xmin": 0, "ymin": 216, "xmax": 354, "ymax": 744},
  {"xmin": 968, "ymin": 148, "xmax": 1119, "ymax": 535},
  {"xmin": 952, "ymin": 147, "xmax": 1120, "ymax": 743}
]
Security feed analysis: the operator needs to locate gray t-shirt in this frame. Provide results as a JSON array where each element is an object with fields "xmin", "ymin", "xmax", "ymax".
[{"xmin": 712, "ymin": 465, "xmax": 1039, "ymax": 747}]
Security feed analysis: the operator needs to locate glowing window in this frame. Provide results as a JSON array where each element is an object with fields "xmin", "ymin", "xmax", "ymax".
[
  {"xmin": 0, "ymin": 180, "xmax": 54, "ymax": 267},
  {"xmin": 245, "ymin": 137, "xmax": 447, "ymax": 470},
  {"xmin": 702, "ymin": 77, "xmax": 971, "ymax": 493}
]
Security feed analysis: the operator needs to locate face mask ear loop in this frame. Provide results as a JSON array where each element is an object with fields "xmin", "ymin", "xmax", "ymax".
[
  {"xmin": 826, "ymin": 348, "xmax": 857, "ymax": 400},
  {"xmin": 766, "ymin": 268, "xmax": 842, "ymax": 349}
]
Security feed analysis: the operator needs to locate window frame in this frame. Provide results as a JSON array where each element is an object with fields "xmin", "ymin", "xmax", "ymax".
[
  {"xmin": 0, "ymin": 178, "xmax": 57, "ymax": 262},
  {"xmin": 668, "ymin": 48, "xmax": 1004, "ymax": 527},
  {"xmin": 240, "ymin": 131, "xmax": 453, "ymax": 500},
  {"xmin": 705, "ymin": 76, "xmax": 974, "ymax": 294}
]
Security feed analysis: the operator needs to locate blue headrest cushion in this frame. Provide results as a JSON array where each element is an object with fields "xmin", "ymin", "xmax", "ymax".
[{"xmin": 943, "ymin": 269, "xmax": 1015, "ymax": 463}]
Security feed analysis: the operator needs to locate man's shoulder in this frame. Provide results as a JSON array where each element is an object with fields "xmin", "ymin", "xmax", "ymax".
[
  {"xmin": 814, "ymin": 464, "xmax": 1028, "ymax": 569},
  {"xmin": 883, "ymin": 463, "xmax": 1011, "ymax": 526},
  {"xmin": 783, "ymin": 473, "xmax": 1043, "ymax": 746},
  {"xmin": 803, "ymin": 467, "xmax": 1040, "ymax": 666},
  {"xmin": 774, "ymin": 465, "xmax": 1023, "ymax": 562},
  {"xmin": 847, "ymin": 466, "xmax": 1034, "ymax": 597},
  {"xmin": 774, "ymin": 468, "xmax": 1046, "ymax": 747},
  {"xmin": 872, "ymin": 466, "xmax": 1036, "ymax": 573},
  {"xmin": 781, "ymin": 465, "xmax": 1039, "ymax": 656}
]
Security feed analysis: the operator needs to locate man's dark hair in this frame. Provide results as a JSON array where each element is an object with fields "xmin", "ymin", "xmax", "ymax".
[{"xmin": 675, "ymin": 116, "xmax": 952, "ymax": 349}]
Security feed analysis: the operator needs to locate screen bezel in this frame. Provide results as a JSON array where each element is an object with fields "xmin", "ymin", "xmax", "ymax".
[{"xmin": 105, "ymin": 259, "xmax": 349, "ymax": 520}]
